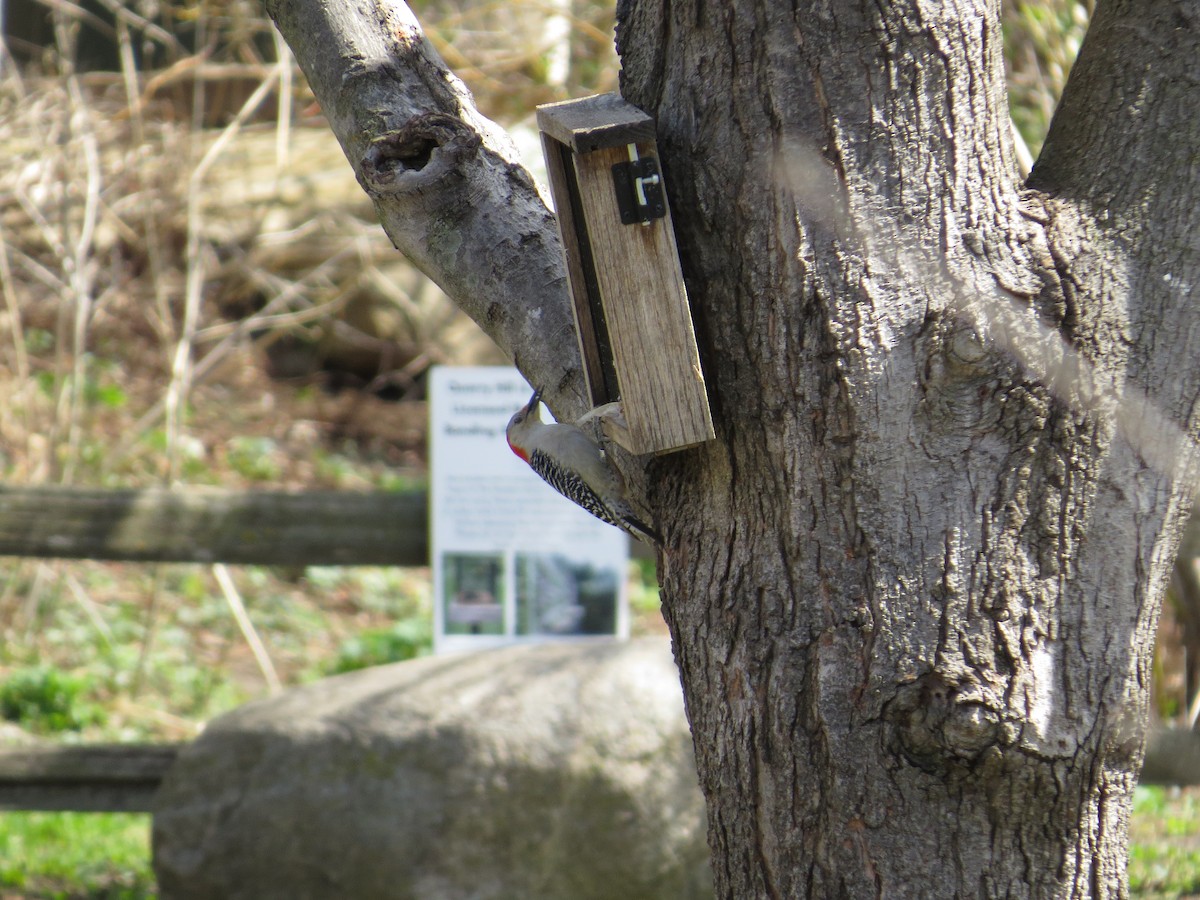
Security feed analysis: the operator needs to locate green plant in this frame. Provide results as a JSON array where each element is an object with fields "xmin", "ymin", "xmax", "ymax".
[
  {"xmin": 0, "ymin": 666, "xmax": 106, "ymax": 733},
  {"xmin": 326, "ymin": 619, "xmax": 431, "ymax": 674}
]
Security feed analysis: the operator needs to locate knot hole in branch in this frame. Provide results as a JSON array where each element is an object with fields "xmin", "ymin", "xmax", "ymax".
[{"xmin": 361, "ymin": 113, "xmax": 482, "ymax": 195}]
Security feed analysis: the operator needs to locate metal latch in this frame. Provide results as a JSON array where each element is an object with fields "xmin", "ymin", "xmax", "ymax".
[{"xmin": 611, "ymin": 143, "xmax": 666, "ymax": 226}]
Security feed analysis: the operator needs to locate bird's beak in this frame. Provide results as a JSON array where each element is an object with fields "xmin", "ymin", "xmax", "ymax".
[{"xmin": 527, "ymin": 388, "xmax": 542, "ymax": 410}]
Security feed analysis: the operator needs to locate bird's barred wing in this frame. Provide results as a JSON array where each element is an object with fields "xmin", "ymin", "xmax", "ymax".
[{"xmin": 528, "ymin": 448, "xmax": 623, "ymax": 528}]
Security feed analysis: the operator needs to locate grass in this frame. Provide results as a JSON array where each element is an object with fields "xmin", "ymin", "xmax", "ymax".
[
  {"xmin": 0, "ymin": 812, "xmax": 154, "ymax": 899},
  {"xmin": 1130, "ymin": 786, "xmax": 1200, "ymax": 898}
]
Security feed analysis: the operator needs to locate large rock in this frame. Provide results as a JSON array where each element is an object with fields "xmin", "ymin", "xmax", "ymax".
[{"xmin": 152, "ymin": 639, "xmax": 711, "ymax": 899}]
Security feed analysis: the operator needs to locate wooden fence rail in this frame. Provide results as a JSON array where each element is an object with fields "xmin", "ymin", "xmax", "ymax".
[
  {"xmin": 0, "ymin": 744, "xmax": 181, "ymax": 812},
  {"xmin": 0, "ymin": 486, "xmax": 428, "ymax": 566}
]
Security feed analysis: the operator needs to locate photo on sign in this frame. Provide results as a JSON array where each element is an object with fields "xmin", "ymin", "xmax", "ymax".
[
  {"xmin": 442, "ymin": 553, "xmax": 506, "ymax": 637},
  {"xmin": 514, "ymin": 554, "xmax": 620, "ymax": 636}
]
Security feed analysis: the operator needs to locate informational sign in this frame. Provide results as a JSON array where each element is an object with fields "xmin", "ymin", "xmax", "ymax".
[{"xmin": 429, "ymin": 366, "xmax": 630, "ymax": 654}]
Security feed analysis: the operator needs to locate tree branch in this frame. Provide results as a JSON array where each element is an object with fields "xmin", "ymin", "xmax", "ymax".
[
  {"xmin": 264, "ymin": 0, "xmax": 588, "ymax": 415},
  {"xmin": 1031, "ymin": 0, "xmax": 1200, "ymax": 223},
  {"xmin": 1028, "ymin": 0, "xmax": 1200, "ymax": 456}
]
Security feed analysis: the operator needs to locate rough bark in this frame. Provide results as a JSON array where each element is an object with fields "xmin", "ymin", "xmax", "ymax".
[
  {"xmin": 267, "ymin": 0, "xmax": 1200, "ymax": 895},
  {"xmin": 616, "ymin": 0, "xmax": 1200, "ymax": 896}
]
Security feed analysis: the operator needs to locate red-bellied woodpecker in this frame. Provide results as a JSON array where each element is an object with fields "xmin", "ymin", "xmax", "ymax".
[{"xmin": 506, "ymin": 388, "xmax": 661, "ymax": 545}]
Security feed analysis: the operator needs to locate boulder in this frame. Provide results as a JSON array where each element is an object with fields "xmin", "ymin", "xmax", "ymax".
[{"xmin": 152, "ymin": 639, "xmax": 711, "ymax": 899}]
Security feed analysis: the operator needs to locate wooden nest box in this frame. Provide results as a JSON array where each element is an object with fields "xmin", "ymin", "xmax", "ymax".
[{"xmin": 537, "ymin": 93, "xmax": 714, "ymax": 456}]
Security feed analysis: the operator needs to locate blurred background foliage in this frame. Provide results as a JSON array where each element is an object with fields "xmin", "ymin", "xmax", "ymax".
[
  {"xmin": 1003, "ymin": 0, "xmax": 1095, "ymax": 160},
  {"xmin": 0, "ymin": 0, "xmax": 1195, "ymax": 896}
]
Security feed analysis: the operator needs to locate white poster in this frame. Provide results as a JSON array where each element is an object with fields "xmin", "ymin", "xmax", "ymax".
[{"xmin": 429, "ymin": 366, "xmax": 630, "ymax": 654}]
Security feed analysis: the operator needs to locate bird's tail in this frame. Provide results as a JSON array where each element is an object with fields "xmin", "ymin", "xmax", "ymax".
[{"xmin": 621, "ymin": 514, "xmax": 662, "ymax": 547}]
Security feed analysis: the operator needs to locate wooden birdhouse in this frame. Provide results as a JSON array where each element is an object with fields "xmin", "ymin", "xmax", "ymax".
[{"xmin": 537, "ymin": 93, "xmax": 714, "ymax": 456}]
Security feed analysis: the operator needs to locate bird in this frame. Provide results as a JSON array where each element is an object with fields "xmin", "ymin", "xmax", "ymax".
[{"xmin": 506, "ymin": 388, "xmax": 661, "ymax": 545}]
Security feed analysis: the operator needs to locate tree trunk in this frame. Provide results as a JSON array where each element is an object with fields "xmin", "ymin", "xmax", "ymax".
[
  {"xmin": 616, "ymin": 0, "xmax": 1200, "ymax": 896},
  {"xmin": 268, "ymin": 0, "xmax": 1200, "ymax": 893}
]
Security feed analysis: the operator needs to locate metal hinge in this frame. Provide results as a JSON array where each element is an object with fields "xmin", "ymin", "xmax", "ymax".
[{"xmin": 611, "ymin": 144, "xmax": 666, "ymax": 226}]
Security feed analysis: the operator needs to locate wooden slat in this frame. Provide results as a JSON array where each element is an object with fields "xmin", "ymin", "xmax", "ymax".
[
  {"xmin": 0, "ymin": 743, "xmax": 181, "ymax": 812},
  {"xmin": 0, "ymin": 486, "xmax": 429, "ymax": 566},
  {"xmin": 572, "ymin": 143, "xmax": 715, "ymax": 454},
  {"xmin": 536, "ymin": 93, "xmax": 657, "ymax": 154},
  {"xmin": 541, "ymin": 131, "xmax": 613, "ymax": 408}
]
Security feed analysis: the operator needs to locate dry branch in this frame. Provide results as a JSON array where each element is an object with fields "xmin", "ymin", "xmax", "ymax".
[{"xmin": 265, "ymin": 0, "xmax": 589, "ymax": 419}]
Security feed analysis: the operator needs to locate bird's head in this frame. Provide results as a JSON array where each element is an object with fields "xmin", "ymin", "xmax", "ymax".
[{"xmin": 505, "ymin": 388, "xmax": 543, "ymax": 462}]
